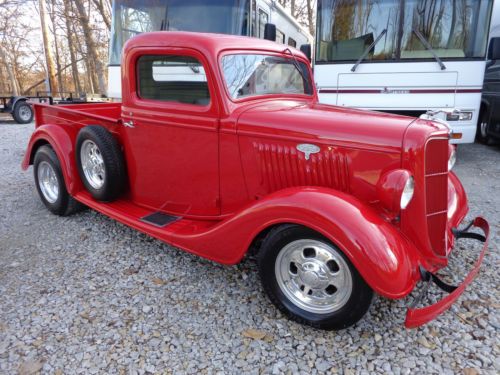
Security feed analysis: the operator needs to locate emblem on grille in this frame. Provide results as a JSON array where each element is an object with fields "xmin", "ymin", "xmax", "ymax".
[{"xmin": 296, "ymin": 143, "xmax": 320, "ymax": 160}]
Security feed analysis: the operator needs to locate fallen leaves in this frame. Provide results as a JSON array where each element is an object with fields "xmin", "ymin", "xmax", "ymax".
[
  {"xmin": 123, "ymin": 266, "xmax": 140, "ymax": 276},
  {"xmin": 416, "ymin": 336, "xmax": 435, "ymax": 349},
  {"xmin": 18, "ymin": 359, "xmax": 44, "ymax": 375},
  {"xmin": 151, "ymin": 277, "xmax": 166, "ymax": 286},
  {"xmin": 463, "ymin": 368, "xmax": 480, "ymax": 375},
  {"xmin": 241, "ymin": 328, "xmax": 267, "ymax": 340}
]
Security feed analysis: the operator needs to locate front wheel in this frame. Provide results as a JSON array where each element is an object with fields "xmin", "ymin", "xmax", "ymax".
[{"xmin": 258, "ymin": 225, "xmax": 373, "ymax": 330}]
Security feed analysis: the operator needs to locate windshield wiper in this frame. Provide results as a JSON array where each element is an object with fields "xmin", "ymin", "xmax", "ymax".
[
  {"xmin": 412, "ymin": 29, "xmax": 446, "ymax": 70},
  {"xmin": 283, "ymin": 47, "xmax": 310, "ymax": 89},
  {"xmin": 351, "ymin": 29, "xmax": 387, "ymax": 72}
]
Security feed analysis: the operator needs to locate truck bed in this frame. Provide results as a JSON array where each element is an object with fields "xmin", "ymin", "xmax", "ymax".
[{"xmin": 33, "ymin": 102, "xmax": 122, "ymax": 127}]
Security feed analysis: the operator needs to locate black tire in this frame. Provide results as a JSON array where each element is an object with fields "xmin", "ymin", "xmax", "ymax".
[
  {"xmin": 258, "ymin": 224, "xmax": 373, "ymax": 330},
  {"xmin": 34, "ymin": 145, "xmax": 84, "ymax": 216},
  {"xmin": 12, "ymin": 101, "xmax": 34, "ymax": 124},
  {"xmin": 75, "ymin": 125, "xmax": 126, "ymax": 202},
  {"xmin": 476, "ymin": 109, "xmax": 491, "ymax": 145}
]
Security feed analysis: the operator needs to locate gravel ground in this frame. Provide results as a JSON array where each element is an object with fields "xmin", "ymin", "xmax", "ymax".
[{"xmin": 0, "ymin": 116, "xmax": 499, "ymax": 375}]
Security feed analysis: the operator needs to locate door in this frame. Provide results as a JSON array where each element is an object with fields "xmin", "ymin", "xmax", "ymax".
[{"xmin": 121, "ymin": 49, "xmax": 220, "ymax": 217}]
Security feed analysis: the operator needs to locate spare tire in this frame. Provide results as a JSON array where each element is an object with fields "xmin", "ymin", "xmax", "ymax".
[{"xmin": 76, "ymin": 125, "xmax": 126, "ymax": 201}]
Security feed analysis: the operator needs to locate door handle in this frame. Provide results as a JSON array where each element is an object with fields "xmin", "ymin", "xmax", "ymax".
[{"xmin": 123, "ymin": 120, "xmax": 135, "ymax": 128}]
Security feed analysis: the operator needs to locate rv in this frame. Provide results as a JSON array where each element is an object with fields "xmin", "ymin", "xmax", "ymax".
[
  {"xmin": 108, "ymin": 0, "xmax": 312, "ymax": 99},
  {"xmin": 478, "ymin": 0, "xmax": 500, "ymax": 143},
  {"xmin": 314, "ymin": 0, "xmax": 495, "ymax": 144}
]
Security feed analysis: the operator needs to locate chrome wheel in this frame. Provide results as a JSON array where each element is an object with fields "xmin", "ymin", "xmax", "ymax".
[
  {"xmin": 480, "ymin": 121, "xmax": 488, "ymax": 138},
  {"xmin": 18, "ymin": 105, "xmax": 32, "ymax": 122},
  {"xmin": 80, "ymin": 139, "xmax": 106, "ymax": 190},
  {"xmin": 275, "ymin": 239, "xmax": 353, "ymax": 314},
  {"xmin": 37, "ymin": 161, "xmax": 59, "ymax": 203}
]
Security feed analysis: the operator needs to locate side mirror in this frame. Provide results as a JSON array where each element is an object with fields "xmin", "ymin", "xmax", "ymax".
[
  {"xmin": 488, "ymin": 37, "xmax": 500, "ymax": 60},
  {"xmin": 264, "ymin": 23, "xmax": 276, "ymax": 41},
  {"xmin": 300, "ymin": 44, "xmax": 312, "ymax": 62}
]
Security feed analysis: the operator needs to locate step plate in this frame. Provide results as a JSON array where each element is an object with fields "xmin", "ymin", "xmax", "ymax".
[{"xmin": 140, "ymin": 212, "xmax": 179, "ymax": 228}]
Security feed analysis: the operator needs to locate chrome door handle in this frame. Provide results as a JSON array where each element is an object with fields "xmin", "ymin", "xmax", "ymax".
[{"xmin": 123, "ymin": 120, "xmax": 135, "ymax": 128}]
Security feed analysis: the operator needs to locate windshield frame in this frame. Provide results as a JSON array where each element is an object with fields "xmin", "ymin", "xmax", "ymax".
[
  {"xmin": 315, "ymin": 0, "xmax": 494, "ymax": 65},
  {"xmin": 218, "ymin": 50, "xmax": 315, "ymax": 103}
]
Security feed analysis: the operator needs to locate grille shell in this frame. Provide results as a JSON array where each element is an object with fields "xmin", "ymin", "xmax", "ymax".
[{"xmin": 424, "ymin": 138, "xmax": 449, "ymax": 257}]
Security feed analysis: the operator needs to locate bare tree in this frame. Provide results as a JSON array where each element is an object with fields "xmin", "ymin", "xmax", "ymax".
[
  {"xmin": 73, "ymin": 0, "xmax": 106, "ymax": 94},
  {"xmin": 39, "ymin": 0, "xmax": 59, "ymax": 95}
]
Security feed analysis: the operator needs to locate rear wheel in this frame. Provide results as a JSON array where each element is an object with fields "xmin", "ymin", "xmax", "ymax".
[
  {"xmin": 258, "ymin": 225, "xmax": 373, "ymax": 330},
  {"xmin": 12, "ymin": 101, "xmax": 34, "ymax": 124},
  {"xmin": 34, "ymin": 145, "xmax": 84, "ymax": 216}
]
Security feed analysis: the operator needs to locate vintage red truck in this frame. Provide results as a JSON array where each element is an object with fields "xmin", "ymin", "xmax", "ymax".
[{"xmin": 22, "ymin": 32, "xmax": 489, "ymax": 330}]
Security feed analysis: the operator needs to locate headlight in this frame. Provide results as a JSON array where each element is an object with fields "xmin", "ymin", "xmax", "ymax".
[
  {"xmin": 400, "ymin": 177, "xmax": 414, "ymax": 209},
  {"xmin": 376, "ymin": 170, "xmax": 415, "ymax": 213},
  {"xmin": 448, "ymin": 146, "xmax": 456, "ymax": 171},
  {"xmin": 446, "ymin": 111, "xmax": 473, "ymax": 121}
]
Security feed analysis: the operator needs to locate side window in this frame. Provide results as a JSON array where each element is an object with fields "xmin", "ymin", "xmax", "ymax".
[
  {"xmin": 288, "ymin": 37, "xmax": 297, "ymax": 48},
  {"xmin": 258, "ymin": 9, "xmax": 269, "ymax": 38},
  {"xmin": 137, "ymin": 55, "xmax": 210, "ymax": 106},
  {"xmin": 276, "ymin": 29, "xmax": 285, "ymax": 44}
]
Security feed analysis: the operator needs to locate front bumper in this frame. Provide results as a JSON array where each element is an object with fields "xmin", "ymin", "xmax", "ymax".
[{"xmin": 405, "ymin": 217, "xmax": 489, "ymax": 328}]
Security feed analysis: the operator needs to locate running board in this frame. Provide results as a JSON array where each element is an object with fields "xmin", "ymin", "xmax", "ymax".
[{"xmin": 140, "ymin": 212, "xmax": 179, "ymax": 228}]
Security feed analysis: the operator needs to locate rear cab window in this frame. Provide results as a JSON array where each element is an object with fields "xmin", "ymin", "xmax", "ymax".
[{"xmin": 137, "ymin": 55, "xmax": 210, "ymax": 106}]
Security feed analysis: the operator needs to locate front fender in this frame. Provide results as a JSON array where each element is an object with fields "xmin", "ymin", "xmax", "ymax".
[
  {"xmin": 175, "ymin": 187, "xmax": 421, "ymax": 299},
  {"xmin": 22, "ymin": 124, "xmax": 80, "ymax": 194}
]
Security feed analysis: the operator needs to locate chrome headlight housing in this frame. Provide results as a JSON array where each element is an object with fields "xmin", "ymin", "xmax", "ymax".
[
  {"xmin": 448, "ymin": 145, "xmax": 456, "ymax": 171},
  {"xmin": 400, "ymin": 176, "xmax": 415, "ymax": 209},
  {"xmin": 377, "ymin": 169, "xmax": 415, "ymax": 213}
]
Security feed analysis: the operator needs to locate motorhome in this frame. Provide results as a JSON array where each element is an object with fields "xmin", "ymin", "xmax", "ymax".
[
  {"xmin": 478, "ymin": 0, "xmax": 500, "ymax": 143},
  {"xmin": 314, "ymin": 0, "xmax": 495, "ymax": 144},
  {"xmin": 108, "ymin": 0, "xmax": 312, "ymax": 98}
]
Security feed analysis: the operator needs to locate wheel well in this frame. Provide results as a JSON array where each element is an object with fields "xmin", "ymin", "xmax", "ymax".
[
  {"xmin": 247, "ymin": 223, "xmax": 305, "ymax": 257},
  {"xmin": 479, "ymin": 101, "xmax": 489, "ymax": 122},
  {"xmin": 29, "ymin": 139, "xmax": 50, "ymax": 165}
]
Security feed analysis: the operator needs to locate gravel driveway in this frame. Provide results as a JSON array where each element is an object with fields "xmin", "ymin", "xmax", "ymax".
[{"xmin": 1, "ymin": 117, "xmax": 499, "ymax": 375}]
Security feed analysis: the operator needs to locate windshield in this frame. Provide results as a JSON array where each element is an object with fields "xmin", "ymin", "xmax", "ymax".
[
  {"xmin": 109, "ymin": 0, "xmax": 250, "ymax": 65},
  {"xmin": 316, "ymin": 0, "xmax": 493, "ymax": 62},
  {"xmin": 221, "ymin": 54, "xmax": 313, "ymax": 99}
]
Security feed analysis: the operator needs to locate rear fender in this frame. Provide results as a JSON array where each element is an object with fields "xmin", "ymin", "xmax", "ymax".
[
  {"xmin": 22, "ymin": 124, "xmax": 81, "ymax": 194},
  {"xmin": 179, "ymin": 187, "xmax": 421, "ymax": 299}
]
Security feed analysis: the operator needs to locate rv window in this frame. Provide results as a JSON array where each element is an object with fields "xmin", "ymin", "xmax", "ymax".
[
  {"xmin": 316, "ymin": 0, "xmax": 493, "ymax": 62},
  {"xmin": 288, "ymin": 37, "xmax": 297, "ymax": 48},
  {"xmin": 137, "ymin": 55, "xmax": 210, "ymax": 106},
  {"xmin": 276, "ymin": 29, "xmax": 285, "ymax": 44},
  {"xmin": 258, "ymin": 9, "xmax": 269, "ymax": 38}
]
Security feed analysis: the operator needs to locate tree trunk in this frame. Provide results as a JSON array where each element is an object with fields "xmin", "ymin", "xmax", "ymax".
[
  {"xmin": 92, "ymin": 0, "xmax": 111, "ymax": 30},
  {"xmin": 0, "ymin": 49, "xmax": 20, "ymax": 95},
  {"xmin": 306, "ymin": 0, "xmax": 314, "ymax": 36},
  {"xmin": 63, "ymin": 0, "xmax": 82, "ymax": 94},
  {"xmin": 50, "ymin": 0, "xmax": 64, "ymax": 96},
  {"xmin": 73, "ymin": 0, "xmax": 106, "ymax": 94},
  {"xmin": 38, "ymin": 0, "xmax": 59, "ymax": 95}
]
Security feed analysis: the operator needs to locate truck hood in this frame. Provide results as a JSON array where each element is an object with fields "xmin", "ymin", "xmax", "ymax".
[{"xmin": 236, "ymin": 100, "xmax": 417, "ymax": 151}]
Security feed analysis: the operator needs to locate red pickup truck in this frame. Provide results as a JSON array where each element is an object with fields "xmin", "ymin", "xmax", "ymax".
[{"xmin": 22, "ymin": 32, "xmax": 489, "ymax": 330}]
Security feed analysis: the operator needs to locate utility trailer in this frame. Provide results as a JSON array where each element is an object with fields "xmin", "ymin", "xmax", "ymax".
[{"xmin": 0, "ymin": 93, "xmax": 95, "ymax": 124}]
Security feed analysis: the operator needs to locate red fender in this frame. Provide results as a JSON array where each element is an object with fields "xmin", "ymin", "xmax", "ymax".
[
  {"xmin": 22, "ymin": 124, "xmax": 81, "ymax": 194},
  {"xmin": 169, "ymin": 187, "xmax": 421, "ymax": 299}
]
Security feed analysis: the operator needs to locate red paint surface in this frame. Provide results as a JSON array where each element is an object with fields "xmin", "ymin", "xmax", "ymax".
[
  {"xmin": 22, "ymin": 32, "xmax": 488, "ymax": 326},
  {"xmin": 405, "ymin": 217, "xmax": 489, "ymax": 328}
]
